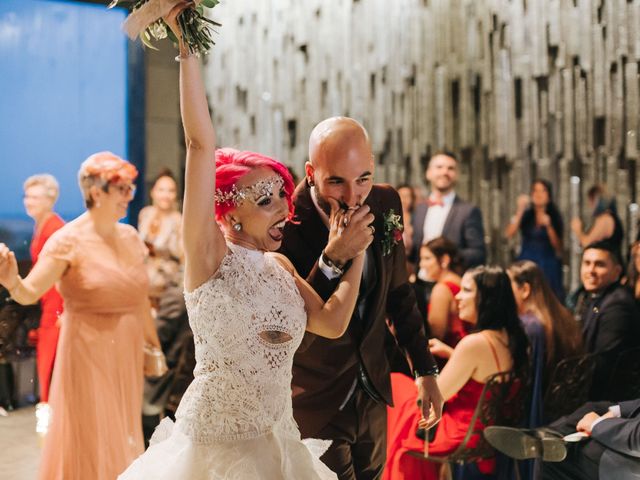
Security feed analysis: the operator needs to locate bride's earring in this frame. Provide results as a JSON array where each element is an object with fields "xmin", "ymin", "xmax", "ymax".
[{"xmin": 233, "ymin": 223, "xmax": 242, "ymax": 232}]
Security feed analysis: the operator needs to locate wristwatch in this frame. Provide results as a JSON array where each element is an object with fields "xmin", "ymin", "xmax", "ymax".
[
  {"xmin": 320, "ymin": 251, "xmax": 345, "ymax": 277},
  {"xmin": 414, "ymin": 365, "xmax": 440, "ymax": 379}
]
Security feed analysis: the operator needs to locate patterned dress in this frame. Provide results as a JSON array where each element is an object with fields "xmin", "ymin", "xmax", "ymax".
[{"xmin": 120, "ymin": 243, "xmax": 336, "ymax": 479}]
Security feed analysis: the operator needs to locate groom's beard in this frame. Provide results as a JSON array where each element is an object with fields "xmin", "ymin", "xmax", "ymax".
[{"xmin": 315, "ymin": 190, "xmax": 361, "ymax": 217}]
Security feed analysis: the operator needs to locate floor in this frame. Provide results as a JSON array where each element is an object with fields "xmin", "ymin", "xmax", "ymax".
[{"xmin": 0, "ymin": 406, "xmax": 40, "ymax": 480}]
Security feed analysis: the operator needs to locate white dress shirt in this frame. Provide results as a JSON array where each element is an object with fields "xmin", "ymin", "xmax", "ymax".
[
  {"xmin": 590, "ymin": 405, "xmax": 622, "ymax": 430},
  {"xmin": 423, "ymin": 190, "xmax": 456, "ymax": 242}
]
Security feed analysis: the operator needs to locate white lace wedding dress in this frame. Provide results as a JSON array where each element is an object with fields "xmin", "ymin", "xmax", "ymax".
[{"xmin": 119, "ymin": 243, "xmax": 336, "ymax": 479}]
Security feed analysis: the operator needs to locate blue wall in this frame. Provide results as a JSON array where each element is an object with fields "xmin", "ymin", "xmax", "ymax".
[{"xmin": 0, "ymin": 0, "xmax": 129, "ymax": 258}]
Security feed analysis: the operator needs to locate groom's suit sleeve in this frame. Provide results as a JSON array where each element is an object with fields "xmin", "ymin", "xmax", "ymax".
[
  {"xmin": 591, "ymin": 399, "xmax": 640, "ymax": 458},
  {"xmin": 384, "ymin": 188, "xmax": 437, "ymax": 373}
]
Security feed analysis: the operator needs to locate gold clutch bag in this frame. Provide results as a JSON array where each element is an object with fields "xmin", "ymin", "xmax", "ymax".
[{"xmin": 144, "ymin": 344, "xmax": 168, "ymax": 378}]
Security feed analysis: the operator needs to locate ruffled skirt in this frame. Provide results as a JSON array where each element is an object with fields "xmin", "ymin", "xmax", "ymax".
[{"xmin": 118, "ymin": 418, "xmax": 336, "ymax": 480}]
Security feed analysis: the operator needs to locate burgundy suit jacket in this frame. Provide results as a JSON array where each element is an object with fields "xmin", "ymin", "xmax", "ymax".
[{"xmin": 279, "ymin": 181, "xmax": 436, "ymax": 437}]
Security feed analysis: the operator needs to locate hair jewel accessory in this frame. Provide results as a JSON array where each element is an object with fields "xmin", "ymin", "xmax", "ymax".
[{"xmin": 214, "ymin": 175, "xmax": 285, "ymax": 206}]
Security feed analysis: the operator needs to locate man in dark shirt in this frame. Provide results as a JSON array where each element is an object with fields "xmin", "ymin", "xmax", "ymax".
[{"xmin": 575, "ymin": 241, "xmax": 640, "ymax": 399}]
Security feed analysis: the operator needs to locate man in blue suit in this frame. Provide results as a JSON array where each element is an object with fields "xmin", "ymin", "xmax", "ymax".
[{"xmin": 485, "ymin": 399, "xmax": 640, "ymax": 479}]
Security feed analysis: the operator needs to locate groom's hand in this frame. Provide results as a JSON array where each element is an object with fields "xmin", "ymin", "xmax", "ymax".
[
  {"xmin": 416, "ymin": 375, "xmax": 443, "ymax": 431},
  {"xmin": 325, "ymin": 198, "xmax": 374, "ymax": 267}
]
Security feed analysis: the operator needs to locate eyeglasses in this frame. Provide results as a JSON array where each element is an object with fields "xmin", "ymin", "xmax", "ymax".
[{"xmin": 111, "ymin": 183, "xmax": 137, "ymax": 197}]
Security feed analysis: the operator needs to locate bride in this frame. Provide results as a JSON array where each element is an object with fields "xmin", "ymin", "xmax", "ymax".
[{"xmin": 119, "ymin": 4, "xmax": 374, "ymax": 480}]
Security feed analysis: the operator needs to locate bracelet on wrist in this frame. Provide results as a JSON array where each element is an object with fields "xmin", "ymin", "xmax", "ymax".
[
  {"xmin": 174, "ymin": 51, "xmax": 196, "ymax": 62},
  {"xmin": 414, "ymin": 366, "xmax": 440, "ymax": 379}
]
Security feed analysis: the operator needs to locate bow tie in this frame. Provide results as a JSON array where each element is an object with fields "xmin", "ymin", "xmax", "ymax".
[{"xmin": 427, "ymin": 198, "xmax": 444, "ymax": 207}]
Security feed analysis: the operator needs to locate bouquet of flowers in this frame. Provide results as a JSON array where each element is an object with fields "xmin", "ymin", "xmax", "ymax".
[{"xmin": 109, "ymin": 0, "xmax": 222, "ymax": 55}]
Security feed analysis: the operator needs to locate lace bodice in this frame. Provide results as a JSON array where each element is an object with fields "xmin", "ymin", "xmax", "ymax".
[{"xmin": 176, "ymin": 243, "xmax": 307, "ymax": 443}]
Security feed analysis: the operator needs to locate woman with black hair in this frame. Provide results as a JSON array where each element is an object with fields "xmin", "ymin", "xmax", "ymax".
[
  {"xmin": 506, "ymin": 179, "xmax": 565, "ymax": 299},
  {"xmin": 384, "ymin": 266, "xmax": 530, "ymax": 479}
]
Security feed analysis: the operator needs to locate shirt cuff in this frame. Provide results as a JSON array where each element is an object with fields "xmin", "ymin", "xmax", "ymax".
[
  {"xmin": 591, "ymin": 406, "xmax": 621, "ymax": 430},
  {"xmin": 318, "ymin": 254, "xmax": 341, "ymax": 280}
]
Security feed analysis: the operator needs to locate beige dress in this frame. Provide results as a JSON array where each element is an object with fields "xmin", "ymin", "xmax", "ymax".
[
  {"xmin": 38, "ymin": 219, "xmax": 149, "ymax": 480},
  {"xmin": 138, "ymin": 206, "xmax": 183, "ymax": 301}
]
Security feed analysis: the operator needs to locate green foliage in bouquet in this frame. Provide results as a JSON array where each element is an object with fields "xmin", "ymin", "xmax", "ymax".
[{"xmin": 109, "ymin": 0, "xmax": 221, "ymax": 55}]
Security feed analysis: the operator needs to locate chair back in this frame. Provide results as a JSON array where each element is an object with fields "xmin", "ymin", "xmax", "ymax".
[
  {"xmin": 606, "ymin": 347, "xmax": 640, "ymax": 401},
  {"xmin": 448, "ymin": 370, "xmax": 527, "ymax": 464},
  {"xmin": 543, "ymin": 353, "xmax": 595, "ymax": 422}
]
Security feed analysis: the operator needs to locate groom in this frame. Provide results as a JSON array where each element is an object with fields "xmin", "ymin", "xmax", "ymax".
[{"xmin": 280, "ymin": 117, "xmax": 443, "ymax": 479}]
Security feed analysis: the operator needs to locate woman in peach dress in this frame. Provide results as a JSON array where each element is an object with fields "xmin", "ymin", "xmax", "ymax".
[{"xmin": 0, "ymin": 153, "xmax": 162, "ymax": 480}]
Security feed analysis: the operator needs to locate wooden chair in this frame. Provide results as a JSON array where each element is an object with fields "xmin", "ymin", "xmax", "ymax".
[
  {"xmin": 543, "ymin": 353, "xmax": 596, "ymax": 423},
  {"xmin": 406, "ymin": 370, "xmax": 527, "ymax": 480},
  {"xmin": 606, "ymin": 347, "xmax": 640, "ymax": 401}
]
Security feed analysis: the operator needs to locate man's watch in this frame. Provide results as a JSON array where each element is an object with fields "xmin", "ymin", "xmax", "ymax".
[
  {"xmin": 414, "ymin": 366, "xmax": 440, "ymax": 379},
  {"xmin": 320, "ymin": 251, "xmax": 345, "ymax": 276}
]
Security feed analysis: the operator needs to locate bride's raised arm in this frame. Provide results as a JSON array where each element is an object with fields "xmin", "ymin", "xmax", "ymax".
[{"xmin": 165, "ymin": 6, "xmax": 226, "ymax": 292}]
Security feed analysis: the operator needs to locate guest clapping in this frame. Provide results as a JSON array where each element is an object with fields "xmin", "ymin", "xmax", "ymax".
[
  {"xmin": 419, "ymin": 237, "xmax": 465, "ymax": 346},
  {"xmin": 571, "ymin": 184, "xmax": 624, "ymax": 253},
  {"xmin": 0, "ymin": 153, "xmax": 162, "ymax": 480},
  {"xmin": 138, "ymin": 168, "xmax": 184, "ymax": 306},
  {"xmin": 505, "ymin": 179, "xmax": 565, "ymax": 299},
  {"xmin": 22, "ymin": 174, "xmax": 65, "ymax": 423}
]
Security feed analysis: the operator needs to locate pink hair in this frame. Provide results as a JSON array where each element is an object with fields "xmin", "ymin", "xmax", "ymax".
[
  {"xmin": 79, "ymin": 151, "xmax": 138, "ymax": 183},
  {"xmin": 214, "ymin": 148, "xmax": 295, "ymax": 221}
]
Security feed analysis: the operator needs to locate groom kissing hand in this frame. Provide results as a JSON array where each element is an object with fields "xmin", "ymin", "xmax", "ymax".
[{"xmin": 279, "ymin": 116, "xmax": 443, "ymax": 480}]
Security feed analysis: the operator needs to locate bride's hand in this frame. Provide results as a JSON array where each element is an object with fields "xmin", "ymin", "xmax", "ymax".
[{"xmin": 163, "ymin": 1, "xmax": 192, "ymax": 39}]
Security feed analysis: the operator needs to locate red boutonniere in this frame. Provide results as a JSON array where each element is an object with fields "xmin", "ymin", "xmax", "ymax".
[{"xmin": 382, "ymin": 209, "xmax": 404, "ymax": 256}]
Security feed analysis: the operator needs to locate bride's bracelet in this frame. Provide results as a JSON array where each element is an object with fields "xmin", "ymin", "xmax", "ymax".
[{"xmin": 175, "ymin": 51, "xmax": 196, "ymax": 62}]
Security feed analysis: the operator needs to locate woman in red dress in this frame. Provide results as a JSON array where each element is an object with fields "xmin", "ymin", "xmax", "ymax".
[
  {"xmin": 23, "ymin": 175, "xmax": 65, "ymax": 426},
  {"xmin": 419, "ymin": 237, "xmax": 465, "ymax": 348},
  {"xmin": 384, "ymin": 266, "xmax": 529, "ymax": 480}
]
